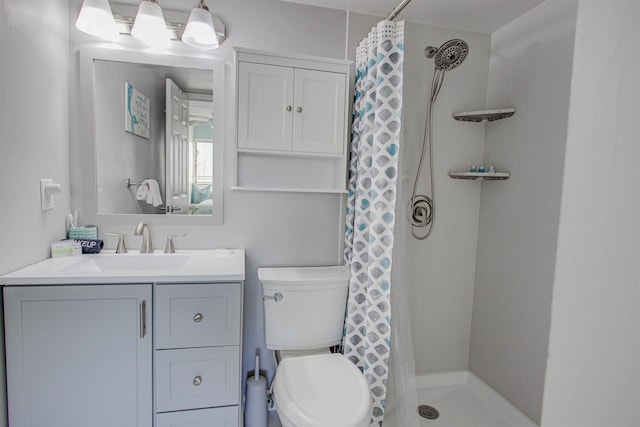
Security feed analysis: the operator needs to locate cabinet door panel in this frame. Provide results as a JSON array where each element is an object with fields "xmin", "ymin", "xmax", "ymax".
[
  {"xmin": 155, "ymin": 283, "xmax": 242, "ymax": 349},
  {"xmin": 4, "ymin": 285, "xmax": 152, "ymax": 427},
  {"xmin": 238, "ymin": 62, "xmax": 294, "ymax": 151},
  {"xmin": 293, "ymin": 69, "xmax": 346, "ymax": 154}
]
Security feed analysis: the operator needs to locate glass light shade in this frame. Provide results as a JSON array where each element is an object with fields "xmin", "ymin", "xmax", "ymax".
[
  {"xmin": 182, "ymin": 7, "xmax": 219, "ymax": 49},
  {"xmin": 131, "ymin": 1, "xmax": 170, "ymax": 48},
  {"xmin": 75, "ymin": 0, "xmax": 118, "ymax": 40}
]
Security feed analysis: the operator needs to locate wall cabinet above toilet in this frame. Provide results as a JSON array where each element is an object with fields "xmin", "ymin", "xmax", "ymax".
[
  {"xmin": 234, "ymin": 48, "xmax": 352, "ymax": 193},
  {"xmin": 238, "ymin": 62, "xmax": 346, "ymax": 155}
]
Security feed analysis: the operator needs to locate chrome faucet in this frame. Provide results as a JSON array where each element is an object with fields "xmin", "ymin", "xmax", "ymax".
[{"xmin": 134, "ymin": 222, "xmax": 153, "ymax": 253}]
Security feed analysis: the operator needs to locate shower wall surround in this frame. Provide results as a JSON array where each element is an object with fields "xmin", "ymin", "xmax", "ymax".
[
  {"xmin": 402, "ymin": 23, "xmax": 490, "ymax": 374},
  {"xmin": 470, "ymin": 0, "xmax": 578, "ymax": 423}
]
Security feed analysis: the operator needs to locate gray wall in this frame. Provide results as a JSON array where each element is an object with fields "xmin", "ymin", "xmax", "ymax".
[
  {"xmin": 0, "ymin": 1, "xmax": 70, "ymax": 273},
  {"xmin": 0, "ymin": 1, "xmax": 70, "ymax": 426},
  {"xmin": 468, "ymin": 0, "xmax": 578, "ymax": 423},
  {"xmin": 541, "ymin": 1, "xmax": 640, "ymax": 426}
]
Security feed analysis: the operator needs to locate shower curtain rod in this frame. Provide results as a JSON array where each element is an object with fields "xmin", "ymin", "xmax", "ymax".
[{"xmin": 386, "ymin": 0, "xmax": 412, "ymax": 21}]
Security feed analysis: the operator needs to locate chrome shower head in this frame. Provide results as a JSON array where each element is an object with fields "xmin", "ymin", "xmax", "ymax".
[{"xmin": 425, "ymin": 39, "xmax": 469, "ymax": 71}]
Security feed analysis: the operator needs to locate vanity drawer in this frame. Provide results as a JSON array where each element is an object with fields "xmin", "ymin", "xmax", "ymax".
[
  {"xmin": 155, "ymin": 283, "xmax": 241, "ymax": 349},
  {"xmin": 156, "ymin": 346, "xmax": 240, "ymax": 412},
  {"xmin": 156, "ymin": 406, "xmax": 238, "ymax": 427}
]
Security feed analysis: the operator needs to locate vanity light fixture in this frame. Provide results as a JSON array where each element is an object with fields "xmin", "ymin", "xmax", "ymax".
[
  {"xmin": 182, "ymin": 0, "xmax": 219, "ymax": 49},
  {"xmin": 75, "ymin": 0, "xmax": 118, "ymax": 40},
  {"xmin": 75, "ymin": 1, "xmax": 226, "ymax": 49},
  {"xmin": 131, "ymin": 0, "xmax": 170, "ymax": 48}
]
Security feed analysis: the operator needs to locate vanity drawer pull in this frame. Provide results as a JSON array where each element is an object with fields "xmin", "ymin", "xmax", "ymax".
[
  {"xmin": 140, "ymin": 300, "xmax": 147, "ymax": 338},
  {"xmin": 193, "ymin": 313, "xmax": 203, "ymax": 323},
  {"xmin": 193, "ymin": 376, "xmax": 202, "ymax": 386}
]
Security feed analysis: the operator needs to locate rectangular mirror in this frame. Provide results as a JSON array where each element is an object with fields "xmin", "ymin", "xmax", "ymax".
[{"xmin": 79, "ymin": 48, "xmax": 224, "ymax": 225}]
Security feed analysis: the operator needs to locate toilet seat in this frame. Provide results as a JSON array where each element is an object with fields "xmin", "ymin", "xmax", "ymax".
[{"xmin": 273, "ymin": 353, "xmax": 372, "ymax": 427}]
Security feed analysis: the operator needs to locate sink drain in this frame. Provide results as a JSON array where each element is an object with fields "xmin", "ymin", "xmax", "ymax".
[{"xmin": 418, "ymin": 404, "xmax": 440, "ymax": 420}]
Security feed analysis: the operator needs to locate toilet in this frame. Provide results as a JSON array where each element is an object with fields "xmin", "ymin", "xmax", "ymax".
[{"xmin": 258, "ymin": 266, "xmax": 372, "ymax": 427}]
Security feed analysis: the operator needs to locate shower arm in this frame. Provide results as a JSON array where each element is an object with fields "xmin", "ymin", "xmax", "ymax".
[{"xmin": 386, "ymin": 0, "xmax": 413, "ymax": 21}]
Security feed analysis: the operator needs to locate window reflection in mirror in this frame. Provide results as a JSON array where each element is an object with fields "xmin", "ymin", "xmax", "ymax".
[{"xmin": 93, "ymin": 59, "xmax": 214, "ymax": 216}]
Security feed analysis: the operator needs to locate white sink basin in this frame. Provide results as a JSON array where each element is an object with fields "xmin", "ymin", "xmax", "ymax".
[
  {"xmin": 88, "ymin": 253, "xmax": 190, "ymax": 271},
  {"xmin": 1, "ymin": 249, "xmax": 245, "ymax": 285}
]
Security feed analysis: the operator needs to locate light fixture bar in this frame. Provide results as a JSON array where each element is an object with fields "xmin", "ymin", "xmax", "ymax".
[{"xmin": 109, "ymin": 2, "xmax": 225, "ymax": 45}]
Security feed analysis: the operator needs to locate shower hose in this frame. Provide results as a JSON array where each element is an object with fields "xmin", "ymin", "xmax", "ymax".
[{"xmin": 410, "ymin": 67, "xmax": 446, "ymax": 240}]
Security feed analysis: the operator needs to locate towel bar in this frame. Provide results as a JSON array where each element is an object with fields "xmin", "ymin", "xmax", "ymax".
[{"xmin": 125, "ymin": 178, "xmax": 150, "ymax": 189}]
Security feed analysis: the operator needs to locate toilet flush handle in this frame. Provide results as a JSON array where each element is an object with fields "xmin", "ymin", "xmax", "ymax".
[{"xmin": 263, "ymin": 292, "xmax": 283, "ymax": 302}]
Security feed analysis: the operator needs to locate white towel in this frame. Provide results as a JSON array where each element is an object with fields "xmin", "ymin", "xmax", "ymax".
[
  {"xmin": 142, "ymin": 179, "xmax": 163, "ymax": 207},
  {"xmin": 135, "ymin": 182, "xmax": 149, "ymax": 201}
]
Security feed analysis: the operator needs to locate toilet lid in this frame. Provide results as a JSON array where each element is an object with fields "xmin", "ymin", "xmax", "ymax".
[{"xmin": 273, "ymin": 353, "xmax": 372, "ymax": 427}]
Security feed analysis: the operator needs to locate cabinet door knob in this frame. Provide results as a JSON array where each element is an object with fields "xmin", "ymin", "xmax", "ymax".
[
  {"xmin": 193, "ymin": 376, "xmax": 202, "ymax": 386},
  {"xmin": 193, "ymin": 313, "xmax": 203, "ymax": 323},
  {"xmin": 296, "ymin": 107, "xmax": 303, "ymax": 113},
  {"xmin": 286, "ymin": 105, "xmax": 292, "ymax": 112}
]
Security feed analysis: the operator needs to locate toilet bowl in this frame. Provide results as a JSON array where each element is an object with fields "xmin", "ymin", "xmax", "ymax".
[
  {"xmin": 272, "ymin": 353, "xmax": 372, "ymax": 427},
  {"xmin": 259, "ymin": 266, "xmax": 373, "ymax": 427}
]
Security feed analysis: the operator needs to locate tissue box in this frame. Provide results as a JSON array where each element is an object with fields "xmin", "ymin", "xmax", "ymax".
[
  {"xmin": 51, "ymin": 240, "xmax": 82, "ymax": 258},
  {"xmin": 69, "ymin": 226, "xmax": 98, "ymax": 239}
]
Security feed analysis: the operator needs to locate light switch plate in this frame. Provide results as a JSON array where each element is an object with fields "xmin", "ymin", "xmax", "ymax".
[{"xmin": 40, "ymin": 179, "xmax": 54, "ymax": 211}]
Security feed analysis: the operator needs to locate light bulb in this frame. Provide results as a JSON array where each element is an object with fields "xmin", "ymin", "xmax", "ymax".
[
  {"xmin": 131, "ymin": 0, "xmax": 170, "ymax": 48},
  {"xmin": 75, "ymin": 0, "xmax": 118, "ymax": 40},
  {"xmin": 182, "ymin": 2, "xmax": 219, "ymax": 49}
]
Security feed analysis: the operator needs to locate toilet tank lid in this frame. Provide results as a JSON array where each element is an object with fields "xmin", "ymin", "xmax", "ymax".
[{"xmin": 258, "ymin": 266, "xmax": 350, "ymax": 285}]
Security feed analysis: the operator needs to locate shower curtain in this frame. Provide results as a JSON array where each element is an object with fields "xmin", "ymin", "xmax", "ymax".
[{"xmin": 343, "ymin": 20, "xmax": 405, "ymax": 426}]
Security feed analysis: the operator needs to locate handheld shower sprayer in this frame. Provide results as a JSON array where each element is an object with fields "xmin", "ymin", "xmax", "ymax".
[{"xmin": 410, "ymin": 39, "xmax": 468, "ymax": 240}]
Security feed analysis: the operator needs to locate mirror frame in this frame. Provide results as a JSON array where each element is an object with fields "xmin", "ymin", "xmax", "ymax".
[{"xmin": 79, "ymin": 47, "xmax": 224, "ymax": 226}]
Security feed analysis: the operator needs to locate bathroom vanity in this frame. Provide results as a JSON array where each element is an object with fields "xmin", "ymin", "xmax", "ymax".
[{"xmin": 1, "ymin": 250, "xmax": 245, "ymax": 427}]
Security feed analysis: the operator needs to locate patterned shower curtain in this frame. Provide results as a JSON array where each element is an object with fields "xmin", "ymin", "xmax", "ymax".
[{"xmin": 344, "ymin": 20, "xmax": 404, "ymax": 426}]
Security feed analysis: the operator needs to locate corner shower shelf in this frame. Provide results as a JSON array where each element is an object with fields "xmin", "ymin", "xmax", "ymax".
[
  {"xmin": 449, "ymin": 171, "xmax": 510, "ymax": 181},
  {"xmin": 452, "ymin": 108, "xmax": 515, "ymax": 122}
]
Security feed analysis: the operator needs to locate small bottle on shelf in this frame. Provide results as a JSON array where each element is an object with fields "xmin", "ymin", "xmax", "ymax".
[
  {"xmin": 470, "ymin": 165, "xmax": 478, "ymax": 172},
  {"xmin": 488, "ymin": 165, "xmax": 496, "ymax": 173},
  {"xmin": 478, "ymin": 166, "xmax": 485, "ymax": 173}
]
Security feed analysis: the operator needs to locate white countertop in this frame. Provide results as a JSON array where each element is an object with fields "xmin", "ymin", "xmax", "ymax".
[{"xmin": 1, "ymin": 249, "xmax": 245, "ymax": 285}]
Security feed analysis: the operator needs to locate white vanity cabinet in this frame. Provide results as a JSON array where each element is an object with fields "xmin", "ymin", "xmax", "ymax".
[
  {"xmin": 234, "ymin": 48, "xmax": 352, "ymax": 193},
  {"xmin": 4, "ymin": 284, "xmax": 153, "ymax": 427}
]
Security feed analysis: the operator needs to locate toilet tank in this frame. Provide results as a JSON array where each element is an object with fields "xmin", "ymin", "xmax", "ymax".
[{"xmin": 258, "ymin": 266, "xmax": 351, "ymax": 350}]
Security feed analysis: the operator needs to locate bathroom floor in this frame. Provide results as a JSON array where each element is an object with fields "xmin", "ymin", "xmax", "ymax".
[{"xmin": 384, "ymin": 371, "xmax": 538, "ymax": 427}]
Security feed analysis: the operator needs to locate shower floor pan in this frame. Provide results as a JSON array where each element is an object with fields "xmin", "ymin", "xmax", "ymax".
[{"xmin": 387, "ymin": 370, "xmax": 538, "ymax": 427}]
